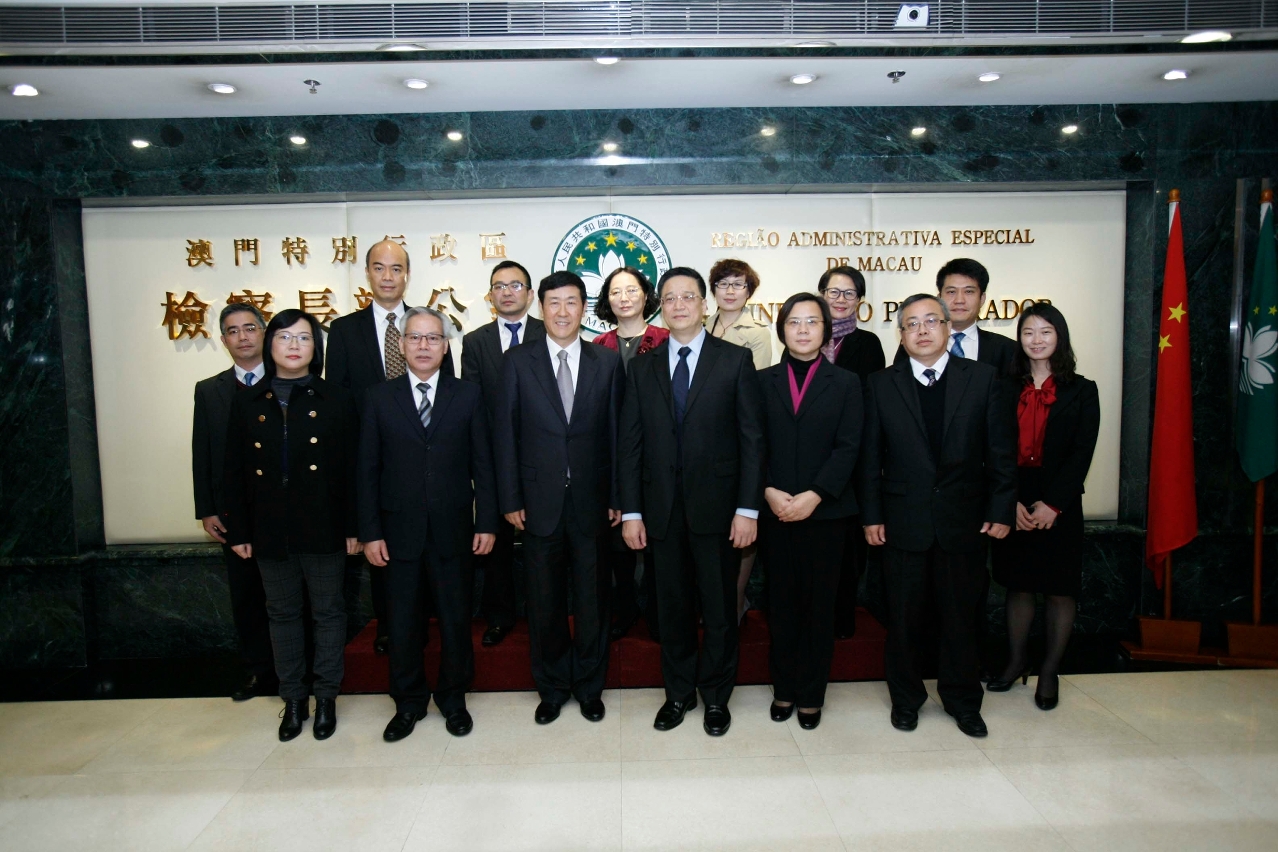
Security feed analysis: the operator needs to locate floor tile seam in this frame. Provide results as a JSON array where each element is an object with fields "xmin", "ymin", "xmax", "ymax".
[
  {"xmin": 795, "ymin": 747, "xmax": 857, "ymax": 852},
  {"xmin": 391, "ymin": 763, "xmax": 442, "ymax": 852},
  {"xmin": 178, "ymin": 766, "xmax": 256, "ymax": 852},
  {"xmin": 619, "ymin": 748, "xmax": 803, "ymax": 763},
  {"xmin": 57, "ymin": 700, "xmax": 171, "ymax": 775},
  {"xmin": 1162, "ymin": 748, "xmax": 1271, "ymax": 819},
  {"xmin": 980, "ymin": 745, "xmax": 1076, "ymax": 844}
]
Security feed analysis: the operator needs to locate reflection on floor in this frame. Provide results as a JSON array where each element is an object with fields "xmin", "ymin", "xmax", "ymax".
[{"xmin": 0, "ymin": 671, "xmax": 1275, "ymax": 851}]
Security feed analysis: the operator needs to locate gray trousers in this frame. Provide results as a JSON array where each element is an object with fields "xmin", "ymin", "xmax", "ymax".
[{"xmin": 258, "ymin": 552, "xmax": 348, "ymax": 700}]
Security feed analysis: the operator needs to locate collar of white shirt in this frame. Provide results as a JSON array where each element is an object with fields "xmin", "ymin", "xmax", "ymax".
[
  {"xmin": 234, "ymin": 363, "xmax": 265, "ymax": 385},
  {"xmin": 668, "ymin": 327, "xmax": 707, "ymax": 359},
  {"xmin": 371, "ymin": 300, "xmax": 407, "ymax": 328},
  {"xmin": 909, "ymin": 351, "xmax": 951, "ymax": 384},
  {"xmin": 546, "ymin": 334, "xmax": 581, "ymax": 361}
]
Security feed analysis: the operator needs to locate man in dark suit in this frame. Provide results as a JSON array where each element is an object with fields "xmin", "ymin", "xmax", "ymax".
[
  {"xmin": 493, "ymin": 271, "xmax": 624, "ymax": 725},
  {"xmin": 893, "ymin": 258, "xmax": 1018, "ymax": 374},
  {"xmin": 358, "ymin": 307, "xmax": 497, "ymax": 741},
  {"xmin": 860, "ymin": 293, "xmax": 1017, "ymax": 738},
  {"xmin": 192, "ymin": 303, "xmax": 276, "ymax": 702},
  {"xmin": 619, "ymin": 267, "xmax": 765, "ymax": 737},
  {"xmin": 460, "ymin": 259, "xmax": 545, "ymax": 647},
  {"xmin": 326, "ymin": 239, "xmax": 454, "ymax": 653}
]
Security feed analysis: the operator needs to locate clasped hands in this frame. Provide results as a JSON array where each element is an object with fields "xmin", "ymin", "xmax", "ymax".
[
  {"xmin": 764, "ymin": 487, "xmax": 821, "ymax": 523},
  {"xmin": 1015, "ymin": 501, "xmax": 1059, "ymax": 531}
]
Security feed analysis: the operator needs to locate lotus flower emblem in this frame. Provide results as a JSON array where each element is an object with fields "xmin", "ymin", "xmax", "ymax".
[
  {"xmin": 1240, "ymin": 323, "xmax": 1278, "ymax": 395},
  {"xmin": 580, "ymin": 249, "xmax": 626, "ymax": 303}
]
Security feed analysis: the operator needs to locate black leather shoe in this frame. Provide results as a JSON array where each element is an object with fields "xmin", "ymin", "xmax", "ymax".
[
  {"xmin": 770, "ymin": 701, "xmax": 795, "ymax": 722},
  {"xmin": 231, "ymin": 673, "xmax": 278, "ymax": 702},
  {"xmin": 797, "ymin": 709, "xmax": 822, "ymax": 730},
  {"xmin": 608, "ymin": 614, "xmax": 638, "ymax": 643},
  {"xmin": 580, "ymin": 698, "xmax": 606, "ymax": 722},
  {"xmin": 481, "ymin": 625, "xmax": 510, "ymax": 647},
  {"xmin": 703, "ymin": 705, "xmax": 732, "ymax": 736},
  {"xmin": 374, "ymin": 635, "xmax": 390, "ymax": 656},
  {"xmin": 653, "ymin": 697, "xmax": 697, "ymax": 731},
  {"xmin": 383, "ymin": 709, "xmax": 425, "ymax": 742},
  {"xmin": 278, "ymin": 699, "xmax": 309, "ymax": 742},
  {"xmin": 535, "ymin": 701, "xmax": 562, "ymax": 725},
  {"xmin": 313, "ymin": 698, "xmax": 337, "ymax": 740},
  {"xmin": 949, "ymin": 710, "xmax": 989, "ymax": 737},
  {"xmin": 445, "ymin": 708, "xmax": 474, "ymax": 736},
  {"xmin": 890, "ymin": 706, "xmax": 919, "ymax": 731},
  {"xmin": 1035, "ymin": 673, "xmax": 1060, "ymax": 711},
  {"xmin": 986, "ymin": 666, "xmax": 1032, "ymax": 693}
]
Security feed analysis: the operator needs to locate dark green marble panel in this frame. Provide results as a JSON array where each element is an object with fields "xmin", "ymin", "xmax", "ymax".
[{"xmin": 0, "ymin": 562, "xmax": 85, "ymax": 668}]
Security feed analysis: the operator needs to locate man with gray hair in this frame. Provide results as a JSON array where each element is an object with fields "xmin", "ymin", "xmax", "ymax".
[
  {"xmin": 192, "ymin": 302, "xmax": 276, "ymax": 701},
  {"xmin": 859, "ymin": 293, "xmax": 1016, "ymax": 738}
]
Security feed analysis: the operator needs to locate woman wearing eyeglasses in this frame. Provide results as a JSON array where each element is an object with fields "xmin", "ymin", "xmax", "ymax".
[
  {"xmin": 224, "ymin": 309, "xmax": 361, "ymax": 742},
  {"xmin": 760, "ymin": 293, "xmax": 863, "ymax": 729}
]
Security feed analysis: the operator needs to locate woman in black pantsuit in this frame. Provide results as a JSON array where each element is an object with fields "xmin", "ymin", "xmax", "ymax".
[
  {"xmin": 224, "ymin": 309, "xmax": 361, "ymax": 742},
  {"xmin": 987, "ymin": 303, "xmax": 1099, "ymax": 710},
  {"xmin": 761, "ymin": 293, "xmax": 864, "ymax": 730}
]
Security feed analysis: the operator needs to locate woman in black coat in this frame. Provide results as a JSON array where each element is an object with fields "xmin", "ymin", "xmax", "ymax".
[
  {"xmin": 987, "ymin": 303, "xmax": 1099, "ymax": 711},
  {"xmin": 762, "ymin": 293, "xmax": 864, "ymax": 730},
  {"xmin": 224, "ymin": 308, "xmax": 360, "ymax": 741}
]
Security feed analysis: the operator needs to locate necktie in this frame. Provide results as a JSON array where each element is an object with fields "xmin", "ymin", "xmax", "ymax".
[
  {"xmin": 244, "ymin": 373, "xmax": 255, "ymax": 387},
  {"xmin": 672, "ymin": 346, "xmax": 692, "ymax": 424},
  {"xmin": 384, "ymin": 312, "xmax": 406, "ymax": 380},
  {"xmin": 417, "ymin": 382, "xmax": 432, "ymax": 429},
  {"xmin": 950, "ymin": 331, "xmax": 966, "ymax": 359},
  {"xmin": 505, "ymin": 322, "xmax": 521, "ymax": 349},
  {"xmin": 923, "ymin": 368, "xmax": 938, "ymax": 386},
  {"xmin": 556, "ymin": 350, "xmax": 574, "ymax": 423}
]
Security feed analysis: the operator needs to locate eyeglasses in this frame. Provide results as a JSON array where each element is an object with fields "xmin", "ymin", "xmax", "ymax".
[
  {"xmin": 785, "ymin": 317, "xmax": 824, "ymax": 329},
  {"xmin": 713, "ymin": 279, "xmax": 748, "ymax": 292},
  {"xmin": 223, "ymin": 324, "xmax": 260, "ymax": 337},
  {"xmin": 609, "ymin": 287, "xmax": 642, "ymax": 299},
  {"xmin": 275, "ymin": 332, "xmax": 314, "ymax": 345},
  {"xmin": 661, "ymin": 293, "xmax": 701, "ymax": 307},
  {"xmin": 405, "ymin": 332, "xmax": 447, "ymax": 347},
  {"xmin": 823, "ymin": 288, "xmax": 860, "ymax": 302},
  {"xmin": 903, "ymin": 317, "xmax": 948, "ymax": 333},
  {"xmin": 490, "ymin": 282, "xmax": 526, "ymax": 294}
]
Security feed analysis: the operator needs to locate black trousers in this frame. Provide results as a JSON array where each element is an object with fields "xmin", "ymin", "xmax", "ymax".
[
  {"xmin": 650, "ymin": 490, "xmax": 740, "ymax": 706},
  {"xmin": 478, "ymin": 518, "xmax": 518, "ymax": 630},
  {"xmin": 257, "ymin": 552, "xmax": 347, "ymax": 701},
  {"xmin": 222, "ymin": 544, "xmax": 275, "ymax": 680},
  {"xmin": 833, "ymin": 516, "xmax": 867, "ymax": 636},
  {"xmin": 600, "ymin": 526, "xmax": 659, "ymax": 635},
  {"xmin": 386, "ymin": 547, "xmax": 473, "ymax": 716},
  {"xmin": 765, "ymin": 516, "xmax": 847, "ymax": 708},
  {"xmin": 522, "ymin": 489, "xmax": 610, "ymax": 705},
  {"xmin": 883, "ymin": 542, "xmax": 984, "ymax": 716}
]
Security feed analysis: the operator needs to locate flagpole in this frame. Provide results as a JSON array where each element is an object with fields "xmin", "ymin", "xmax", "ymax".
[
  {"xmin": 1255, "ymin": 480, "xmax": 1265, "ymax": 626},
  {"xmin": 1164, "ymin": 554, "xmax": 1172, "ymax": 620}
]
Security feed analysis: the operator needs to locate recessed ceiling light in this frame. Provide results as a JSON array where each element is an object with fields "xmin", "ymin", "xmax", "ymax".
[
  {"xmin": 403, "ymin": 78, "xmax": 429, "ymax": 90},
  {"xmin": 790, "ymin": 73, "xmax": 817, "ymax": 85},
  {"xmin": 131, "ymin": 139, "xmax": 150, "ymax": 148},
  {"xmin": 594, "ymin": 56, "xmax": 620, "ymax": 65},
  {"xmin": 207, "ymin": 82, "xmax": 236, "ymax": 94},
  {"xmin": 602, "ymin": 141, "xmax": 619, "ymax": 152},
  {"xmin": 1181, "ymin": 30, "xmax": 1231, "ymax": 44},
  {"xmin": 1061, "ymin": 125, "xmax": 1079, "ymax": 135},
  {"xmin": 1163, "ymin": 69, "xmax": 1190, "ymax": 81},
  {"xmin": 289, "ymin": 135, "xmax": 307, "ymax": 145},
  {"xmin": 760, "ymin": 125, "xmax": 777, "ymax": 137},
  {"xmin": 911, "ymin": 126, "xmax": 927, "ymax": 137},
  {"xmin": 10, "ymin": 83, "xmax": 38, "ymax": 97},
  {"xmin": 446, "ymin": 130, "xmax": 464, "ymax": 141},
  {"xmin": 978, "ymin": 72, "xmax": 1001, "ymax": 83},
  {"xmin": 377, "ymin": 43, "xmax": 428, "ymax": 51},
  {"xmin": 795, "ymin": 41, "xmax": 836, "ymax": 48}
]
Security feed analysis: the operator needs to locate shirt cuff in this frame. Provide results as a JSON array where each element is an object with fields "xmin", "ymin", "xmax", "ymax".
[
  {"xmin": 735, "ymin": 508, "xmax": 760, "ymax": 520},
  {"xmin": 621, "ymin": 513, "xmax": 643, "ymax": 522},
  {"xmin": 1044, "ymin": 503, "xmax": 1062, "ymax": 516}
]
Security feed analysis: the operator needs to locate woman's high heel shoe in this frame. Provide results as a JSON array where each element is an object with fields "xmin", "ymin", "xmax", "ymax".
[
  {"xmin": 1034, "ymin": 673, "xmax": 1059, "ymax": 711},
  {"xmin": 985, "ymin": 666, "xmax": 1032, "ymax": 693}
]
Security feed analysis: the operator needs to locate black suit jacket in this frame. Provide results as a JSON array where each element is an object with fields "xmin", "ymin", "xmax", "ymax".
[
  {"xmin": 893, "ymin": 326, "xmax": 1017, "ymax": 377},
  {"xmin": 356, "ymin": 372, "xmax": 498, "ymax": 560},
  {"xmin": 1012, "ymin": 375, "xmax": 1101, "ymax": 513},
  {"xmin": 493, "ymin": 338, "xmax": 625, "ymax": 538},
  {"xmin": 761, "ymin": 358, "xmax": 864, "ymax": 521},
  {"xmin": 833, "ymin": 328, "xmax": 887, "ymax": 383},
  {"xmin": 192, "ymin": 367, "xmax": 238, "ymax": 520},
  {"xmin": 223, "ymin": 376, "xmax": 359, "ymax": 560},
  {"xmin": 461, "ymin": 317, "xmax": 546, "ymax": 423},
  {"xmin": 619, "ymin": 335, "xmax": 766, "ymax": 540},
  {"xmin": 325, "ymin": 305, "xmax": 455, "ymax": 412},
  {"xmin": 859, "ymin": 358, "xmax": 1017, "ymax": 553}
]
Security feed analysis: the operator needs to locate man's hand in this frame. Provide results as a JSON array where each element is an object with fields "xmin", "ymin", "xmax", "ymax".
[
  {"xmin": 1015, "ymin": 502, "xmax": 1035, "ymax": 532},
  {"xmin": 864, "ymin": 524, "xmax": 886, "ymax": 546},
  {"xmin": 980, "ymin": 522, "xmax": 1011, "ymax": 540},
  {"xmin": 504, "ymin": 510, "xmax": 526, "ymax": 531},
  {"xmin": 231, "ymin": 543, "xmax": 253, "ymax": 559},
  {"xmin": 346, "ymin": 537, "xmax": 362, "ymax": 556},
  {"xmin": 764, "ymin": 487, "xmax": 792, "ymax": 517},
  {"xmin": 729, "ymin": 514, "xmax": 757, "ymax": 549},
  {"xmin": 364, "ymin": 539, "xmax": 390, "ymax": 567},
  {"xmin": 623, "ymin": 519, "xmax": 647, "ymax": 551},
  {"xmin": 201, "ymin": 515, "xmax": 227, "ymax": 544},
  {"xmin": 473, "ymin": 533, "xmax": 496, "ymax": 555},
  {"xmin": 1027, "ymin": 502, "xmax": 1059, "ymax": 530},
  {"xmin": 608, "ymin": 508, "xmax": 622, "ymax": 528},
  {"xmin": 777, "ymin": 490, "xmax": 821, "ymax": 523}
]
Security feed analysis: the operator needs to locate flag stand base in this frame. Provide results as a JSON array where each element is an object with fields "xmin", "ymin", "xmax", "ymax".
[
  {"xmin": 1226, "ymin": 623, "xmax": 1278, "ymax": 661},
  {"xmin": 1138, "ymin": 617, "xmax": 1201, "ymax": 653},
  {"xmin": 1121, "ymin": 618, "xmax": 1278, "ymax": 668}
]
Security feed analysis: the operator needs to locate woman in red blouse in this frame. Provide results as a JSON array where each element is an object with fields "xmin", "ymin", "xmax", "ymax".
[{"xmin": 987, "ymin": 303, "xmax": 1100, "ymax": 711}]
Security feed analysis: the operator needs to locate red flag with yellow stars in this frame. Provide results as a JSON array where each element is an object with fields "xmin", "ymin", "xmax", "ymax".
[{"xmin": 1145, "ymin": 189, "xmax": 1198, "ymax": 586}]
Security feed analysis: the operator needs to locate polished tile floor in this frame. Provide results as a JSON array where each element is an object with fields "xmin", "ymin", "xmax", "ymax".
[{"xmin": 0, "ymin": 671, "xmax": 1275, "ymax": 851}]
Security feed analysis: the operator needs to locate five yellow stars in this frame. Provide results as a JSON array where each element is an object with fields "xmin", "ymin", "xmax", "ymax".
[{"xmin": 1159, "ymin": 334, "xmax": 1172, "ymax": 353}]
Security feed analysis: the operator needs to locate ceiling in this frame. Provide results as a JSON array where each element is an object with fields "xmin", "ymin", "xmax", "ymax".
[{"xmin": 2, "ymin": 49, "xmax": 1276, "ymax": 120}]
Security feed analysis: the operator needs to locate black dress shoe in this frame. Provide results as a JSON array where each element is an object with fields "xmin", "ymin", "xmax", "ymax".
[
  {"xmin": 797, "ymin": 709, "xmax": 822, "ymax": 730},
  {"xmin": 231, "ymin": 673, "xmax": 278, "ymax": 703},
  {"xmin": 383, "ymin": 709, "xmax": 425, "ymax": 742},
  {"xmin": 445, "ymin": 708, "xmax": 474, "ymax": 737},
  {"xmin": 986, "ymin": 666, "xmax": 1032, "ymax": 693},
  {"xmin": 653, "ymin": 697, "xmax": 697, "ymax": 731},
  {"xmin": 890, "ymin": 706, "xmax": 919, "ymax": 731},
  {"xmin": 770, "ymin": 702, "xmax": 795, "ymax": 722},
  {"xmin": 1035, "ymin": 673, "xmax": 1060, "ymax": 711},
  {"xmin": 374, "ymin": 635, "xmax": 390, "ymax": 656},
  {"xmin": 580, "ymin": 698, "xmax": 606, "ymax": 722},
  {"xmin": 535, "ymin": 701, "xmax": 562, "ymax": 725},
  {"xmin": 703, "ymin": 705, "xmax": 732, "ymax": 736},
  {"xmin": 278, "ymin": 698, "xmax": 309, "ymax": 742},
  {"xmin": 481, "ymin": 625, "xmax": 510, "ymax": 647},
  {"xmin": 608, "ymin": 613, "xmax": 638, "ymax": 643},
  {"xmin": 949, "ymin": 710, "xmax": 989, "ymax": 737},
  {"xmin": 313, "ymin": 697, "xmax": 337, "ymax": 740}
]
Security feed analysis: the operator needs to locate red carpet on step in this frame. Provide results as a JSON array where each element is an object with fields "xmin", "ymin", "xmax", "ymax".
[{"xmin": 341, "ymin": 608, "xmax": 886, "ymax": 693}]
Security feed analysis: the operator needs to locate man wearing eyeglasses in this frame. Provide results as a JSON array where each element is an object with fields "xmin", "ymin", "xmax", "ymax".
[
  {"xmin": 859, "ymin": 294, "xmax": 1016, "ymax": 739},
  {"xmin": 192, "ymin": 303, "xmax": 277, "ymax": 701},
  {"xmin": 460, "ymin": 260, "xmax": 546, "ymax": 646},
  {"xmin": 618, "ymin": 267, "xmax": 765, "ymax": 737},
  {"xmin": 358, "ymin": 307, "xmax": 498, "ymax": 741}
]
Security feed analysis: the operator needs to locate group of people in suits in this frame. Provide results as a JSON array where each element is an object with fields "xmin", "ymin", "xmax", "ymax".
[{"xmin": 191, "ymin": 242, "xmax": 1098, "ymax": 744}]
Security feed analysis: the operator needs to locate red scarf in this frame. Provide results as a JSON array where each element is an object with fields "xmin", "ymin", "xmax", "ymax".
[{"xmin": 1016, "ymin": 375, "xmax": 1057, "ymax": 466}]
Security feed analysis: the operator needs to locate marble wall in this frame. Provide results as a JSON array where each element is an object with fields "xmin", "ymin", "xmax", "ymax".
[{"xmin": 0, "ymin": 101, "xmax": 1275, "ymax": 667}]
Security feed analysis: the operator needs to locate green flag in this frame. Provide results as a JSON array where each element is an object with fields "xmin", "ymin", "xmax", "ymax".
[{"xmin": 1237, "ymin": 195, "xmax": 1278, "ymax": 482}]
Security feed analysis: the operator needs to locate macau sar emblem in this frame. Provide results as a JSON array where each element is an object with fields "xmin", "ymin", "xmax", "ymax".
[{"xmin": 551, "ymin": 214, "xmax": 672, "ymax": 337}]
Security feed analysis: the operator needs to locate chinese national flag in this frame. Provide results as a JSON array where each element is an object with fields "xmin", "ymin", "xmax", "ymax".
[{"xmin": 1145, "ymin": 192, "xmax": 1198, "ymax": 586}]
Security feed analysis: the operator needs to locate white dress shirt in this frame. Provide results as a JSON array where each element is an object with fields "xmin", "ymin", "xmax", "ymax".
[
  {"xmin": 909, "ymin": 351, "xmax": 951, "ymax": 385},
  {"xmin": 498, "ymin": 314, "xmax": 530, "ymax": 353},
  {"xmin": 234, "ymin": 363, "xmax": 265, "ymax": 386},
  {"xmin": 949, "ymin": 326, "xmax": 979, "ymax": 361},
  {"xmin": 372, "ymin": 300, "xmax": 408, "ymax": 369},
  {"xmin": 546, "ymin": 334, "xmax": 581, "ymax": 393},
  {"xmin": 408, "ymin": 370, "xmax": 439, "ymax": 413}
]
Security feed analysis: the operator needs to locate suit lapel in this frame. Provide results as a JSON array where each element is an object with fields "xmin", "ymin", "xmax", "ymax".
[
  {"xmin": 942, "ymin": 358, "xmax": 973, "ymax": 438},
  {"xmin": 770, "ymin": 365, "xmax": 793, "ymax": 417},
  {"xmin": 650, "ymin": 341, "xmax": 675, "ymax": 418},
  {"xmin": 572, "ymin": 342, "xmax": 600, "ymax": 426},
  {"xmin": 795, "ymin": 359, "xmax": 833, "ymax": 420},
  {"xmin": 392, "ymin": 375, "xmax": 428, "ymax": 442},
  {"xmin": 360, "ymin": 307, "xmax": 386, "ymax": 380},
  {"xmin": 1045, "ymin": 377, "xmax": 1080, "ymax": 427},
  {"xmin": 480, "ymin": 321, "xmax": 502, "ymax": 375},
  {"xmin": 215, "ymin": 368, "xmax": 236, "ymax": 408},
  {"xmin": 890, "ymin": 362, "xmax": 929, "ymax": 441},
  {"xmin": 424, "ymin": 373, "xmax": 454, "ymax": 441},
  {"xmin": 684, "ymin": 335, "xmax": 721, "ymax": 417},
  {"xmin": 530, "ymin": 343, "xmax": 569, "ymax": 426}
]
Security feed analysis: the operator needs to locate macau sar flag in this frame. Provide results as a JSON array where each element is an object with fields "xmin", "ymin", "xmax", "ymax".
[{"xmin": 552, "ymin": 214, "xmax": 672, "ymax": 336}]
